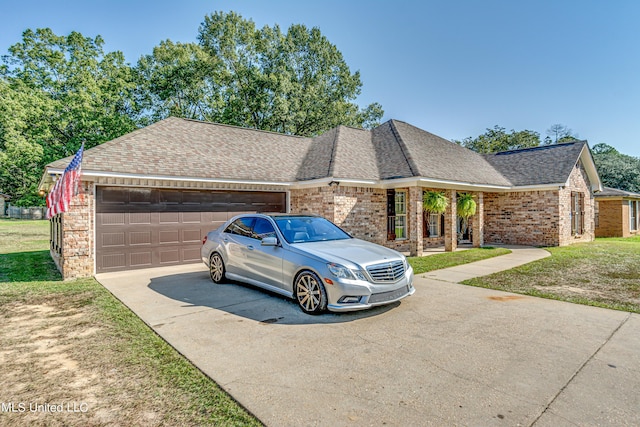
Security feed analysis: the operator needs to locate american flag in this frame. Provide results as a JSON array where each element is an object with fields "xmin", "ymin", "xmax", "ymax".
[{"xmin": 46, "ymin": 143, "xmax": 84, "ymax": 219}]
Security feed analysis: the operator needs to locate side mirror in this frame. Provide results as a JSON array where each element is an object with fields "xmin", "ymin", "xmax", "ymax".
[{"xmin": 261, "ymin": 236, "xmax": 279, "ymax": 246}]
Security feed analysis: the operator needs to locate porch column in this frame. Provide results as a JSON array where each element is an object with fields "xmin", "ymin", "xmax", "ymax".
[
  {"xmin": 409, "ymin": 187, "xmax": 423, "ymax": 257},
  {"xmin": 444, "ymin": 189, "xmax": 457, "ymax": 252},
  {"xmin": 472, "ymin": 192, "xmax": 484, "ymax": 248}
]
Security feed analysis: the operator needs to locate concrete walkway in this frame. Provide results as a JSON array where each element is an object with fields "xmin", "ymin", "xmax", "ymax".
[
  {"xmin": 96, "ymin": 246, "xmax": 640, "ymax": 426},
  {"xmin": 422, "ymin": 245, "xmax": 551, "ymax": 283}
]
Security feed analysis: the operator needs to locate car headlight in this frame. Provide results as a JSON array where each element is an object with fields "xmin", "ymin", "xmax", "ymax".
[
  {"xmin": 327, "ymin": 263, "xmax": 367, "ymax": 281},
  {"xmin": 402, "ymin": 256, "xmax": 409, "ymax": 271}
]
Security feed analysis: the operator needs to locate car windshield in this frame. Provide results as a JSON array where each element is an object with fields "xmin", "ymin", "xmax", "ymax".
[{"xmin": 274, "ymin": 216, "xmax": 351, "ymax": 243}]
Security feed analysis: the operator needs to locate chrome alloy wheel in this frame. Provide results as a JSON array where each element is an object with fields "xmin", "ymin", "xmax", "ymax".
[
  {"xmin": 295, "ymin": 272, "xmax": 327, "ymax": 314},
  {"xmin": 209, "ymin": 253, "xmax": 225, "ymax": 283}
]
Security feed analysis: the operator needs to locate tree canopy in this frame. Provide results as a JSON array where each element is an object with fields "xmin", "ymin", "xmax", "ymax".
[
  {"xmin": 591, "ymin": 143, "xmax": 640, "ymax": 193},
  {"xmin": 138, "ymin": 11, "xmax": 383, "ymax": 136},
  {"xmin": 455, "ymin": 125, "xmax": 541, "ymax": 154},
  {"xmin": 457, "ymin": 125, "xmax": 640, "ymax": 194},
  {"xmin": 0, "ymin": 28, "xmax": 141, "ymax": 205},
  {"xmin": 0, "ymin": 12, "xmax": 383, "ymax": 205}
]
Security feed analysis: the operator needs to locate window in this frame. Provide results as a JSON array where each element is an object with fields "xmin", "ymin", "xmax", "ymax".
[
  {"xmin": 386, "ymin": 190, "xmax": 407, "ymax": 240},
  {"xmin": 571, "ymin": 192, "xmax": 584, "ymax": 236},
  {"xmin": 50, "ymin": 215, "xmax": 62, "ymax": 255},
  {"xmin": 428, "ymin": 213, "xmax": 440, "ymax": 237},
  {"xmin": 252, "ymin": 218, "xmax": 276, "ymax": 239},
  {"xmin": 225, "ymin": 217, "xmax": 255, "ymax": 238},
  {"xmin": 631, "ymin": 201, "xmax": 639, "ymax": 232},
  {"xmin": 395, "ymin": 191, "xmax": 407, "ymax": 239}
]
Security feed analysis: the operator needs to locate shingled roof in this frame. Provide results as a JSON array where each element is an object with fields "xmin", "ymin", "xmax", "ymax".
[
  {"xmin": 596, "ymin": 187, "xmax": 640, "ymax": 198},
  {"xmin": 45, "ymin": 117, "xmax": 599, "ymax": 190},
  {"xmin": 483, "ymin": 141, "xmax": 591, "ymax": 187},
  {"xmin": 48, "ymin": 117, "xmax": 312, "ymax": 183}
]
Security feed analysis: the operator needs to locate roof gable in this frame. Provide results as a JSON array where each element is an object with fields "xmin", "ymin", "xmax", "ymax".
[
  {"xmin": 389, "ymin": 120, "xmax": 512, "ymax": 186},
  {"xmin": 483, "ymin": 141, "xmax": 601, "ymax": 190}
]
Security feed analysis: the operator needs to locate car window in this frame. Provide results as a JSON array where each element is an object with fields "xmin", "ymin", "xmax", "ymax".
[
  {"xmin": 225, "ymin": 217, "xmax": 255, "ymax": 238},
  {"xmin": 252, "ymin": 218, "xmax": 276, "ymax": 240},
  {"xmin": 274, "ymin": 217, "xmax": 351, "ymax": 243}
]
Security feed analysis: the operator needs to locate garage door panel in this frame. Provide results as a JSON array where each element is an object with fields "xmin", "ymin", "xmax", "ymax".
[
  {"xmin": 101, "ymin": 232, "xmax": 125, "ymax": 247},
  {"xmin": 130, "ymin": 252, "xmax": 152, "ymax": 267},
  {"xmin": 159, "ymin": 249, "xmax": 180, "ymax": 264},
  {"xmin": 102, "ymin": 253, "xmax": 126, "ymax": 270},
  {"xmin": 100, "ymin": 213, "xmax": 125, "ymax": 225},
  {"xmin": 96, "ymin": 187, "xmax": 286, "ymax": 273},
  {"xmin": 182, "ymin": 229, "xmax": 202, "ymax": 243},
  {"xmin": 159, "ymin": 230, "xmax": 180, "ymax": 244},
  {"xmin": 159, "ymin": 212, "xmax": 179, "ymax": 223},
  {"xmin": 130, "ymin": 212, "xmax": 151, "ymax": 224},
  {"xmin": 183, "ymin": 247, "xmax": 201, "ymax": 262},
  {"xmin": 182, "ymin": 212, "xmax": 201, "ymax": 223},
  {"xmin": 130, "ymin": 231, "xmax": 152, "ymax": 246}
]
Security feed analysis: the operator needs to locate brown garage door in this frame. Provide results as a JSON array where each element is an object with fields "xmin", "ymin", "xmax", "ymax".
[{"xmin": 95, "ymin": 187, "xmax": 286, "ymax": 273}]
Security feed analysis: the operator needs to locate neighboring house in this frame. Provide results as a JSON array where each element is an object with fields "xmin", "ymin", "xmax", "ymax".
[
  {"xmin": 594, "ymin": 187, "xmax": 640, "ymax": 238},
  {"xmin": 39, "ymin": 117, "xmax": 602, "ymax": 279}
]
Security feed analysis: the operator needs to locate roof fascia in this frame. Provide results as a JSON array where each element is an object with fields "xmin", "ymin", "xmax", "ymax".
[{"xmin": 41, "ymin": 168, "xmax": 293, "ymax": 188}]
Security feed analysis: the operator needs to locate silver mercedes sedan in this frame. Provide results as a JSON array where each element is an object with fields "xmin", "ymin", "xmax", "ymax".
[{"xmin": 201, "ymin": 214, "xmax": 414, "ymax": 314}]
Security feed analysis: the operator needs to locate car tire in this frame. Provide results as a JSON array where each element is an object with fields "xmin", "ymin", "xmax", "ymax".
[
  {"xmin": 294, "ymin": 271, "xmax": 327, "ymax": 314},
  {"xmin": 209, "ymin": 253, "xmax": 226, "ymax": 284}
]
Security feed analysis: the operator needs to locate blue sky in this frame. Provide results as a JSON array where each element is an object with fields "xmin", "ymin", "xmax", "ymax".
[{"xmin": 2, "ymin": 0, "xmax": 639, "ymax": 157}]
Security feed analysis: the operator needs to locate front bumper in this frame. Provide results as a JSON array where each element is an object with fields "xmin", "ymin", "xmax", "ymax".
[{"xmin": 326, "ymin": 266, "xmax": 415, "ymax": 312}]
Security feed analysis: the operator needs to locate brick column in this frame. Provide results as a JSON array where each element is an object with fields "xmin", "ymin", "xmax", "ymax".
[
  {"xmin": 409, "ymin": 187, "xmax": 423, "ymax": 257},
  {"xmin": 444, "ymin": 189, "xmax": 457, "ymax": 252},
  {"xmin": 472, "ymin": 192, "xmax": 484, "ymax": 248},
  {"xmin": 60, "ymin": 182, "xmax": 94, "ymax": 279}
]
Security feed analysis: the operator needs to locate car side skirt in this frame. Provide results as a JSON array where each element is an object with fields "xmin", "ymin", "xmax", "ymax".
[{"xmin": 225, "ymin": 272, "xmax": 294, "ymax": 299}]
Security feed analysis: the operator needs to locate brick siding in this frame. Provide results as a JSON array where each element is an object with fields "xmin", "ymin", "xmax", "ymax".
[{"xmin": 51, "ymin": 182, "xmax": 94, "ymax": 279}]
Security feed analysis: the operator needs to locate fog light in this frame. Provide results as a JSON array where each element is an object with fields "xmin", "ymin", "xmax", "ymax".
[{"xmin": 338, "ymin": 296, "xmax": 361, "ymax": 304}]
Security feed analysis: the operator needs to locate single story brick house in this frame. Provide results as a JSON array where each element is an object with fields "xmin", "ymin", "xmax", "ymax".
[
  {"xmin": 39, "ymin": 117, "xmax": 602, "ymax": 279},
  {"xmin": 594, "ymin": 187, "xmax": 640, "ymax": 237}
]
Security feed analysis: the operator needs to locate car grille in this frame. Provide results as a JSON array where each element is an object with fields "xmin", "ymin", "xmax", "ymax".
[
  {"xmin": 368, "ymin": 285, "xmax": 412, "ymax": 304},
  {"xmin": 366, "ymin": 260, "xmax": 405, "ymax": 283}
]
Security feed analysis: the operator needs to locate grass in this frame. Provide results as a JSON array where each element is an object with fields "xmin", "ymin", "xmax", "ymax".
[
  {"xmin": 0, "ymin": 218, "xmax": 262, "ymax": 426},
  {"xmin": 408, "ymin": 246, "xmax": 512, "ymax": 274},
  {"xmin": 463, "ymin": 236, "xmax": 640, "ymax": 313}
]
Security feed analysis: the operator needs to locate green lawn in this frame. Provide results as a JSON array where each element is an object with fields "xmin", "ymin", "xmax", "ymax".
[
  {"xmin": 0, "ymin": 218, "xmax": 261, "ymax": 426},
  {"xmin": 463, "ymin": 236, "xmax": 640, "ymax": 313},
  {"xmin": 408, "ymin": 246, "xmax": 511, "ymax": 274}
]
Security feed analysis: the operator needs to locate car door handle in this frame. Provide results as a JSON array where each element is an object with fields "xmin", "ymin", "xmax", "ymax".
[{"xmin": 246, "ymin": 245, "xmax": 255, "ymax": 250}]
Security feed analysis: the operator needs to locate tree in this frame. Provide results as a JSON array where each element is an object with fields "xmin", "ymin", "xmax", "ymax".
[
  {"xmin": 591, "ymin": 143, "xmax": 640, "ymax": 192},
  {"xmin": 140, "ymin": 11, "xmax": 383, "ymax": 136},
  {"xmin": 136, "ymin": 40, "xmax": 219, "ymax": 122},
  {"xmin": 544, "ymin": 124, "xmax": 577, "ymax": 144},
  {"xmin": 456, "ymin": 125, "xmax": 541, "ymax": 153},
  {"xmin": 0, "ymin": 28, "xmax": 141, "ymax": 205}
]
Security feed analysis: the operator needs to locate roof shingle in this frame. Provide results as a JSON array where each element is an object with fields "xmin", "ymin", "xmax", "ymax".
[{"xmin": 47, "ymin": 117, "xmax": 593, "ymax": 190}]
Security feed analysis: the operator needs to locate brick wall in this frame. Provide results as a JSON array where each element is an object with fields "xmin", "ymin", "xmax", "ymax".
[
  {"xmin": 51, "ymin": 181, "xmax": 94, "ymax": 280},
  {"xmin": 558, "ymin": 161, "xmax": 595, "ymax": 245},
  {"xmin": 484, "ymin": 160, "xmax": 595, "ymax": 247},
  {"xmin": 290, "ymin": 186, "xmax": 388, "ymax": 245},
  {"xmin": 484, "ymin": 190, "xmax": 560, "ymax": 246}
]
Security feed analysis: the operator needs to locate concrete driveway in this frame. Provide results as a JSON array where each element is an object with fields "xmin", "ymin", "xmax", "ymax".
[{"xmin": 97, "ymin": 250, "xmax": 640, "ymax": 426}]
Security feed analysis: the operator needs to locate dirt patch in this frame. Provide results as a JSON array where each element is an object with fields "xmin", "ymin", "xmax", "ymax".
[{"xmin": 0, "ymin": 299, "xmax": 186, "ymax": 426}]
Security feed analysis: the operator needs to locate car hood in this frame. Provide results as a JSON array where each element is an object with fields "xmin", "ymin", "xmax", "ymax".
[{"xmin": 293, "ymin": 239, "xmax": 404, "ymax": 269}]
